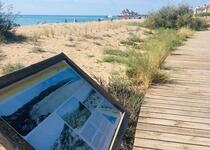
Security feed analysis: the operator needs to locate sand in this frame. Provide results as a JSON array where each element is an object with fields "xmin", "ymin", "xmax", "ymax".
[
  {"xmin": 0, "ymin": 19, "xmax": 146, "ymax": 149},
  {"xmin": 0, "ymin": 19, "xmax": 145, "ymax": 82}
]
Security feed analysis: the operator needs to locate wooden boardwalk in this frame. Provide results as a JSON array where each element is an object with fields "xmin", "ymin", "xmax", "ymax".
[{"xmin": 133, "ymin": 30, "xmax": 210, "ymax": 150}]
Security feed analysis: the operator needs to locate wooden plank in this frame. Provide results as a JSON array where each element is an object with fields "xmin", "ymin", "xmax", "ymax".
[
  {"xmin": 169, "ymin": 80, "xmax": 210, "ymax": 86},
  {"xmin": 139, "ymin": 117, "xmax": 210, "ymax": 131},
  {"xmin": 147, "ymin": 92, "xmax": 210, "ymax": 100},
  {"xmin": 145, "ymin": 95, "xmax": 210, "ymax": 104},
  {"xmin": 134, "ymin": 138, "xmax": 210, "ymax": 150},
  {"xmin": 149, "ymin": 88, "xmax": 210, "ymax": 95},
  {"xmin": 143, "ymin": 98, "xmax": 210, "ymax": 108},
  {"xmin": 152, "ymin": 84, "xmax": 210, "ymax": 91},
  {"xmin": 147, "ymin": 93, "xmax": 210, "ymax": 101},
  {"xmin": 150, "ymin": 87, "xmax": 210, "ymax": 94},
  {"xmin": 136, "ymin": 123, "xmax": 210, "ymax": 138},
  {"xmin": 135, "ymin": 130, "xmax": 210, "ymax": 146},
  {"xmin": 141, "ymin": 106, "xmax": 210, "ymax": 118},
  {"xmin": 140, "ymin": 112, "xmax": 210, "ymax": 124},
  {"xmin": 143, "ymin": 102, "xmax": 210, "ymax": 113}
]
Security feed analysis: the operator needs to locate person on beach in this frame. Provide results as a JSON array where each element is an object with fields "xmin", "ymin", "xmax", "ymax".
[{"xmin": 74, "ymin": 18, "xmax": 77, "ymax": 23}]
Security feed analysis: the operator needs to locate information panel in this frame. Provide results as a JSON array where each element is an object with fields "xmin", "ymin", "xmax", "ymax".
[{"xmin": 0, "ymin": 53, "xmax": 129, "ymax": 150}]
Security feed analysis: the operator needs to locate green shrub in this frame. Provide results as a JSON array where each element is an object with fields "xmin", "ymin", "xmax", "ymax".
[
  {"xmin": 2, "ymin": 63, "xmax": 24, "ymax": 74},
  {"xmin": 145, "ymin": 4, "xmax": 208, "ymax": 30},
  {"xmin": 176, "ymin": 13, "xmax": 193, "ymax": 28},
  {"xmin": 0, "ymin": 1, "xmax": 16, "ymax": 37},
  {"xmin": 189, "ymin": 17, "xmax": 209, "ymax": 31}
]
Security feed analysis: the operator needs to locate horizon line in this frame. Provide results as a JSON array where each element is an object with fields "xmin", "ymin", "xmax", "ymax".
[{"xmin": 16, "ymin": 13, "xmax": 148, "ymax": 16}]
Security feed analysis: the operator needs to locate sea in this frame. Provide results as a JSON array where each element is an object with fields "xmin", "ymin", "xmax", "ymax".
[{"xmin": 14, "ymin": 15, "xmax": 117, "ymax": 26}]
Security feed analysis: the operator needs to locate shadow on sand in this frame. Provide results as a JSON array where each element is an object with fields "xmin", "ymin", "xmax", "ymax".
[{"xmin": 4, "ymin": 32, "xmax": 28, "ymax": 44}]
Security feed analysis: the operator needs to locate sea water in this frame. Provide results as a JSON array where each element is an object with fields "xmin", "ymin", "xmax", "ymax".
[{"xmin": 14, "ymin": 15, "xmax": 116, "ymax": 26}]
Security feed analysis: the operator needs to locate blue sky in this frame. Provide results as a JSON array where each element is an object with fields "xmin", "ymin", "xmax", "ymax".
[{"xmin": 4, "ymin": 0, "xmax": 210, "ymax": 15}]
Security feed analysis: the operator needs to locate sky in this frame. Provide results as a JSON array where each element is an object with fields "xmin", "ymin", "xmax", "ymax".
[{"xmin": 3, "ymin": 0, "xmax": 210, "ymax": 15}]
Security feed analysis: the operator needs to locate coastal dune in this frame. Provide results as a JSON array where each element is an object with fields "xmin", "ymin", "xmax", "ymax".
[{"xmin": 0, "ymin": 19, "xmax": 145, "ymax": 82}]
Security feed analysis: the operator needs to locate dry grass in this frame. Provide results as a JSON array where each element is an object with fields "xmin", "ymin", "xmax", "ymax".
[
  {"xmin": 1, "ymin": 63, "xmax": 24, "ymax": 74},
  {"xmin": 100, "ymin": 27, "xmax": 193, "ymax": 150},
  {"xmin": 31, "ymin": 47, "xmax": 46, "ymax": 53}
]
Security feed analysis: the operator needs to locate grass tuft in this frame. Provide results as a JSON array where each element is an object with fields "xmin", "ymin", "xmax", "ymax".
[
  {"xmin": 103, "ymin": 47, "xmax": 128, "ymax": 57},
  {"xmin": 69, "ymin": 37, "xmax": 74, "ymax": 41},
  {"xmin": 102, "ymin": 55, "xmax": 129, "ymax": 64},
  {"xmin": 121, "ymin": 34, "xmax": 143, "ymax": 46},
  {"xmin": 2, "ymin": 63, "xmax": 25, "ymax": 74},
  {"xmin": 31, "ymin": 33, "xmax": 41, "ymax": 45},
  {"xmin": 31, "ymin": 47, "xmax": 46, "ymax": 53}
]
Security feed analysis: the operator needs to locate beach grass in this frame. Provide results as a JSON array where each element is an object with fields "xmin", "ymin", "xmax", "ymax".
[
  {"xmin": 31, "ymin": 47, "xmax": 46, "ymax": 53},
  {"xmin": 100, "ymin": 27, "xmax": 193, "ymax": 150},
  {"xmin": 104, "ymin": 28, "xmax": 193, "ymax": 88},
  {"xmin": 2, "ymin": 63, "xmax": 25, "ymax": 74},
  {"xmin": 120, "ymin": 34, "xmax": 143, "ymax": 47}
]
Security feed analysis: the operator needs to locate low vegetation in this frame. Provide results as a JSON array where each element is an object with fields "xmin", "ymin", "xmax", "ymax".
[
  {"xmin": 103, "ymin": 28, "xmax": 193, "ymax": 88},
  {"xmin": 103, "ymin": 47, "xmax": 128, "ymax": 57},
  {"xmin": 0, "ymin": 1, "xmax": 18, "ymax": 43},
  {"xmin": 31, "ymin": 33, "xmax": 41, "ymax": 45},
  {"xmin": 101, "ymin": 22, "xmax": 194, "ymax": 150},
  {"xmin": 145, "ymin": 4, "xmax": 208, "ymax": 31},
  {"xmin": 2, "ymin": 63, "xmax": 25, "ymax": 74},
  {"xmin": 31, "ymin": 47, "xmax": 46, "ymax": 53},
  {"xmin": 120, "ymin": 34, "xmax": 143, "ymax": 47},
  {"xmin": 196, "ymin": 12, "xmax": 210, "ymax": 17},
  {"xmin": 115, "ymin": 5, "xmax": 206, "ymax": 147}
]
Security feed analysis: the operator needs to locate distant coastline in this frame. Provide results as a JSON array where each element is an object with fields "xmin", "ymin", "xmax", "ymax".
[{"xmin": 14, "ymin": 15, "xmax": 118, "ymax": 26}]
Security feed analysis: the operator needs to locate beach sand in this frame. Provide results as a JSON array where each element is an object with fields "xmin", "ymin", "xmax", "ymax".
[
  {"xmin": 0, "ymin": 19, "xmax": 145, "ymax": 82},
  {"xmin": 0, "ymin": 19, "xmax": 146, "ymax": 149}
]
